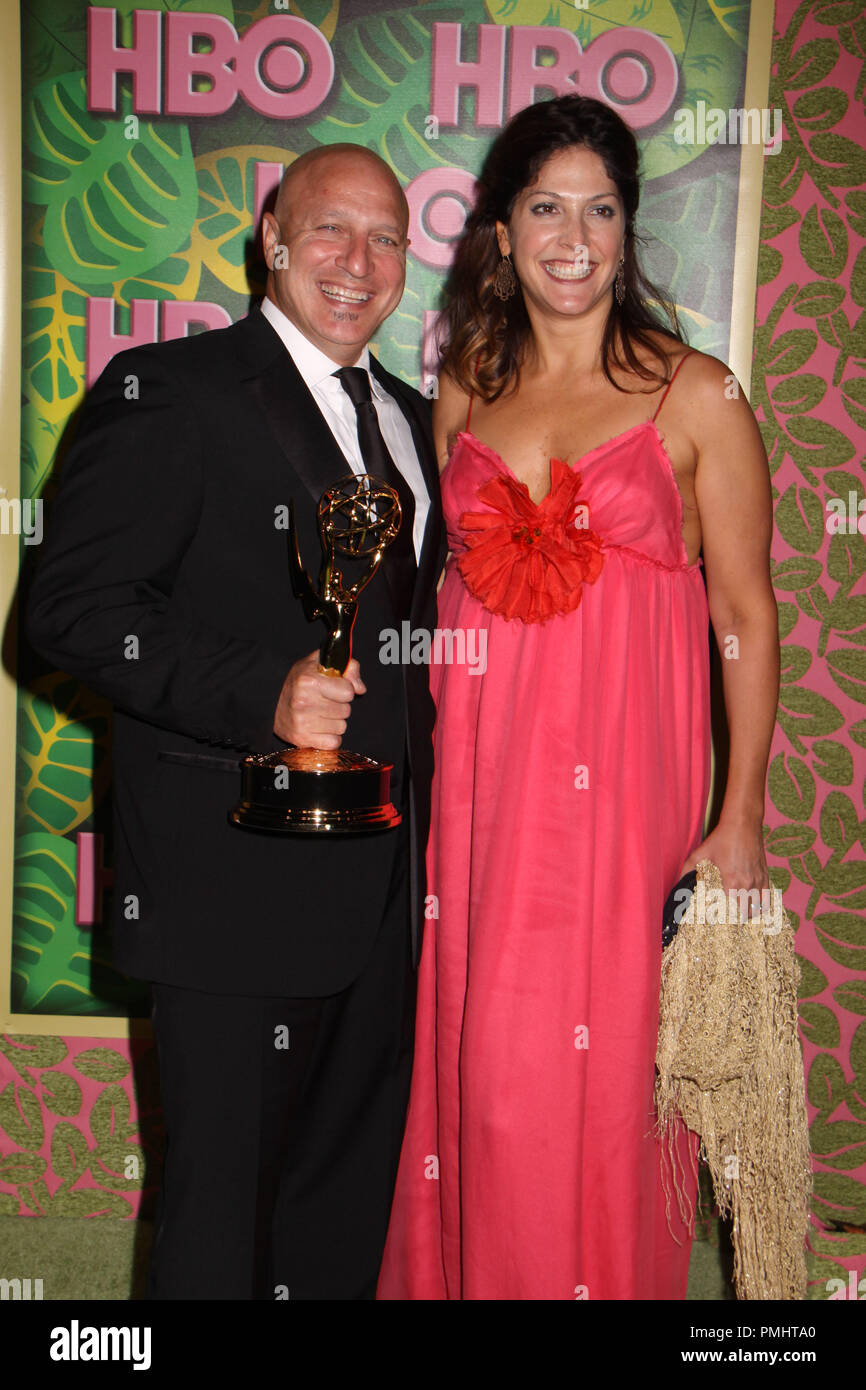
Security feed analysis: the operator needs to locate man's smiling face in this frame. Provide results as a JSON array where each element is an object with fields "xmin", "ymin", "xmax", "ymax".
[{"xmin": 262, "ymin": 149, "xmax": 409, "ymax": 365}]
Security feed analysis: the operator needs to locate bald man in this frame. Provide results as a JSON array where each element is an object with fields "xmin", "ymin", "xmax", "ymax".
[{"xmin": 27, "ymin": 146, "xmax": 445, "ymax": 1300}]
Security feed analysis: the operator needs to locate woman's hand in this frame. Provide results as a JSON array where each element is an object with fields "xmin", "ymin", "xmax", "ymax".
[{"xmin": 677, "ymin": 818, "xmax": 770, "ymax": 917}]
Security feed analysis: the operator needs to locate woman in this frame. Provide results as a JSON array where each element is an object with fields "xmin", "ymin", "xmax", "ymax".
[{"xmin": 378, "ymin": 96, "xmax": 779, "ymax": 1300}]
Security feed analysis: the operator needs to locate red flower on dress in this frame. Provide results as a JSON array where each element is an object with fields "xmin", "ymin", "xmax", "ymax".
[{"xmin": 457, "ymin": 458, "xmax": 604, "ymax": 623}]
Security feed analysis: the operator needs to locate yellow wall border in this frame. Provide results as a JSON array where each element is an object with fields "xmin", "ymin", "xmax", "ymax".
[
  {"xmin": 729, "ymin": 0, "xmax": 776, "ymax": 399},
  {"xmin": 0, "ymin": 0, "xmax": 30, "ymax": 1036}
]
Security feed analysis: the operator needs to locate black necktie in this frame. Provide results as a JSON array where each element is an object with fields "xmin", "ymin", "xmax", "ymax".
[{"xmin": 334, "ymin": 368, "xmax": 417, "ymax": 605}]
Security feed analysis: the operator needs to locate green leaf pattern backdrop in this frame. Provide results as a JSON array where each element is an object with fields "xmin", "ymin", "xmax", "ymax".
[
  {"xmin": 755, "ymin": 0, "xmax": 866, "ymax": 1295},
  {"xmin": 1, "ymin": 0, "xmax": 864, "ymax": 1295}
]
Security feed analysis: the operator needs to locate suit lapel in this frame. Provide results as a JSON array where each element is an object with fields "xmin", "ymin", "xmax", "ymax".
[{"xmin": 246, "ymin": 347, "xmax": 351, "ymax": 507}]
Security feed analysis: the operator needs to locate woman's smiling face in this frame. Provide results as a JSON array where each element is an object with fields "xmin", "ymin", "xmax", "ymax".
[{"xmin": 496, "ymin": 145, "xmax": 626, "ymax": 322}]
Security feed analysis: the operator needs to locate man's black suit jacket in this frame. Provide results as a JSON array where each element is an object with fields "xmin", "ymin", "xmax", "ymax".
[{"xmin": 27, "ymin": 307, "xmax": 445, "ymax": 997}]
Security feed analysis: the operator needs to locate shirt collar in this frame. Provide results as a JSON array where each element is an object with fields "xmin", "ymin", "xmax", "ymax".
[{"xmin": 260, "ymin": 296, "xmax": 384, "ymax": 399}]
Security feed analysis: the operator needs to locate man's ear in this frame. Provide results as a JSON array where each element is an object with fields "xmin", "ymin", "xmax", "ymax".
[
  {"xmin": 495, "ymin": 220, "xmax": 511, "ymax": 257},
  {"xmin": 262, "ymin": 212, "xmax": 279, "ymax": 269}
]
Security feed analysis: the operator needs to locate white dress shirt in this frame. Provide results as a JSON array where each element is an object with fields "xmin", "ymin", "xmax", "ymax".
[{"xmin": 260, "ymin": 296, "xmax": 430, "ymax": 562}]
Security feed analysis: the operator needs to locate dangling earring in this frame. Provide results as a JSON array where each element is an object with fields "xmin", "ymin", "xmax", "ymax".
[
  {"xmin": 493, "ymin": 253, "xmax": 517, "ymax": 301},
  {"xmin": 614, "ymin": 256, "xmax": 626, "ymax": 307}
]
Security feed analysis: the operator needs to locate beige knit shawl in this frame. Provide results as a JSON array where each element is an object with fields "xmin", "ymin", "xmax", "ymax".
[{"xmin": 655, "ymin": 859, "xmax": 812, "ymax": 1300}]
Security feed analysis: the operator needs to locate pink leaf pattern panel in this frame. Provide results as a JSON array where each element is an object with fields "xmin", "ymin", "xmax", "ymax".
[{"xmin": 756, "ymin": 0, "xmax": 866, "ymax": 1298}]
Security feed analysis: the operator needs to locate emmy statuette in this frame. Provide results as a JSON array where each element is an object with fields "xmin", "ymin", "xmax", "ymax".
[{"xmin": 231, "ymin": 474, "xmax": 403, "ymax": 833}]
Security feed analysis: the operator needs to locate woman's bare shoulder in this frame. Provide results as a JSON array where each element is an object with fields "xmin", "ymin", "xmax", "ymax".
[
  {"xmin": 433, "ymin": 370, "xmax": 472, "ymax": 472},
  {"xmin": 435, "ymin": 368, "xmax": 472, "ymax": 424},
  {"xmin": 668, "ymin": 348, "xmax": 752, "ymax": 414},
  {"xmin": 676, "ymin": 346, "xmax": 735, "ymax": 386},
  {"xmin": 640, "ymin": 335, "xmax": 740, "ymax": 402},
  {"xmin": 659, "ymin": 347, "xmax": 766, "ymax": 469}
]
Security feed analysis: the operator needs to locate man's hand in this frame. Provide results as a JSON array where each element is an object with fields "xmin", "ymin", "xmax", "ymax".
[{"xmin": 273, "ymin": 650, "xmax": 366, "ymax": 749}]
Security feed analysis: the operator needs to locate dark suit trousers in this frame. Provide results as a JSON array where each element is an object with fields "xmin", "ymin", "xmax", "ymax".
[{"xmin": 146, "ymin": 825, "xmax": 414, "ymax": 1300}]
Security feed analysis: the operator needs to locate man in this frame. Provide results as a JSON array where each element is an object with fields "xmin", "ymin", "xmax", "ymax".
[{"xmin": 27, "ymin": 145, "xmax": 444, "ymax": 1299}]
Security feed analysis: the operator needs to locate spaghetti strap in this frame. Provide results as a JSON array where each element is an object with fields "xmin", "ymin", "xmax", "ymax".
[
  {"xmin": 651, "ymin": 352, "xmax": 693, "ymax": 423},
  {"xmin": 466, "ymin": 394, "xmax": 474, "ymax": 430}
]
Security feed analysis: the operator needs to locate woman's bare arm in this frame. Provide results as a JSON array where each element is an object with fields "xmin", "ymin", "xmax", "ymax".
[{"xmin": 680, "ymin": 355, "xmax": 780, "ymax": 895}]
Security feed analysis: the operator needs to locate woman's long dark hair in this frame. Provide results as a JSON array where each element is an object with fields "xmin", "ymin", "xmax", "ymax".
[{"xmin": 440, "ymin": 95, "xmax": 684, "ymax": 401}]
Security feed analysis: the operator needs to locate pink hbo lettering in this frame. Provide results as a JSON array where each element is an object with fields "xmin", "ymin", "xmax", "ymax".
[
  {"xmin": 431, "ymin": 23, "xmax": 679, "ymax": 129},
  {"xmin": 87, "ymin": 8, "xmax": 334, "ymax": 119}
]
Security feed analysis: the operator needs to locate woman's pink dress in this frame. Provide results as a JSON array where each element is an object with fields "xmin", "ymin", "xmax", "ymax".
[{"xmin": 378, "ymin": 414, "xmax": 711, "ymax": 1300}]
